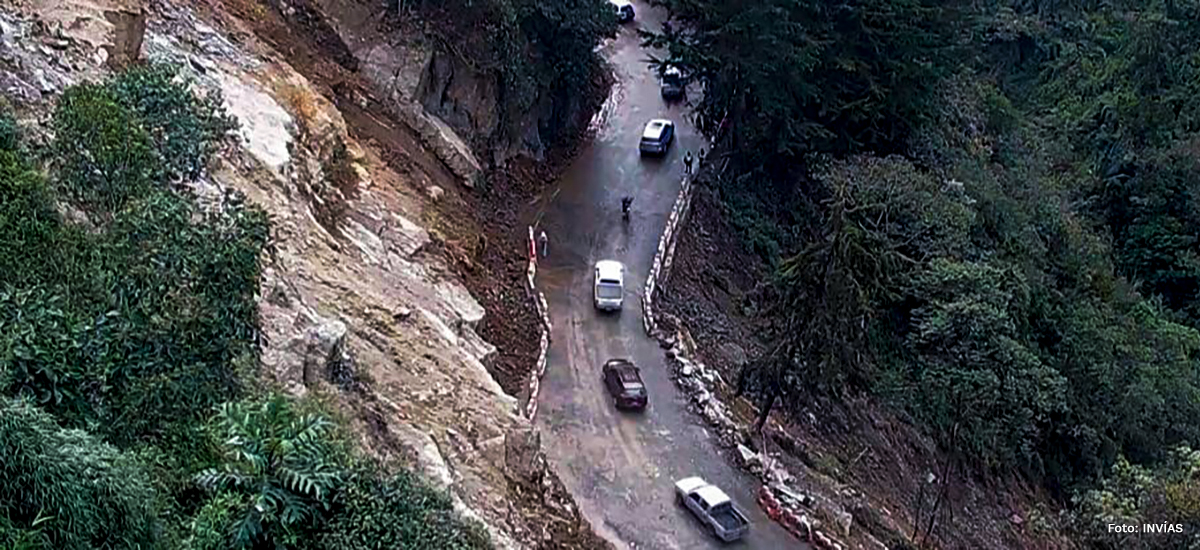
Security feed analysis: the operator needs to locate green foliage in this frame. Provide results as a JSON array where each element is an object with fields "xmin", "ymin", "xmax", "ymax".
[
  {"xmin": 765, "ymin": 156, "xmax": 973, "ymax": 390},
  {"xmin": 52, "ymin": 83, "xmax": 158, "ymax": 215},
  {"xmin": 1031, "ymin": 0, "xmax": 1200, "ymax": 322},
  {"xmin": 0, "ymin": 184, "xmax": 268, "ymax": 446},
  {"xmin": 646, "ymin": 0, "xmax": 962, "ymax": 176},
  {"xmin": 0, "ymin": 104, "xmax": 20, "ymax": 153},
  {"xmin": 903, "ymin": 258, "xmax": 1068, "ymax": 471},
  {"xmin": 195, "ymin": 395, "xmax": 343, "ymax": 548},
  {"xmin": 1072, "ymin": 448, "xmax": 1200, "ymax": 549},
  {"xmin": 184, "ymin": 493, "xmax": 250, "ymax": 550},
  {"xmin": 107, "ymin": 62, "xmax": 238, "ymax": 182},
  {"xmin": 316, "ymin": 468, "xmax": 493, "ymax": 550},
  {"xmin": 0, "ymin": 398, "xmax": 159, "ymax": 549}
]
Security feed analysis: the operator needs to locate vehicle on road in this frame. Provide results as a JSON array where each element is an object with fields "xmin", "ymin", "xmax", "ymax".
[
  {"xmin": 661, "ymin": 65, "xmax": 684, "ymax": 99},
  {"xmin": 610, "ymin": 0, "xmax": 635, "ymax": 23},
  {"xmin": 593, "ymin": 260, "xmax": 625, "ymax": 311},
  {"xmin": 674, "ymin": 477, "xmax": 751, "ymax": 542},
  {"xmin": 639, "ymin": 119, "xmax": 675, "ymax": 155},
  {"xmin": 602, "ymin": 358, "xmax": 647, "ymax": 409}
]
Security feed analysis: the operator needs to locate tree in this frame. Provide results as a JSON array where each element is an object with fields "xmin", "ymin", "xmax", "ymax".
[
  {"xmin": 644, "ymin": 0, "xmax": 962, "ymax": 177},
  {"xmin": 194, "ymin": 395, "xmax": 343, "ymax": 548},
  {"xmin": 760, "ymin": 156, "xmax": 973, "ymax": 394}
]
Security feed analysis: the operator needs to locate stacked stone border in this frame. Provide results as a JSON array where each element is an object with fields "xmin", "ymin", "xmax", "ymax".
[
  {"xmin": 641, "ymin": 172, "xmax": 694, "ymax": 338},
  {"xmin": 641, "ymin": 151, "xmax": 852, "ymax": 550},
  {"xmin": 523, "ymin": 226, "xmax": 552, "ymax": 420}
]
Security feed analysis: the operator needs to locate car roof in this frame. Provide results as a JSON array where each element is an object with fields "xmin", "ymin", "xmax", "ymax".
[
  {"xmin": 675, "ymin": 477, "xmax": 708, "ymax": 494},
  {"xmin": 642, "ymin": 119, "xmax": 673, "ymax": 139},
  {"xmin": 695, "ymin": 485, "xmax": 731, "ymax": 505},
  {"xmin": 595, "ymin": 260, "xmax": 624, "ymax": 279},
  {"xmin": 608, "ymin": 361, "xmax": 641, "ymax": 382},
  {"xmin": 610, "ymin": 0, "xmax": 632, "ymax": 6}
]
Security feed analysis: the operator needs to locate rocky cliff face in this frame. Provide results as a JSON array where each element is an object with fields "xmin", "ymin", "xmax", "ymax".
[
  {"xmin": 280, "ymin": 0, "xmax": 597, "ymax": 167},
  {"xmin": 0, "ymin": 0, "xmax": 605, "ymax": 547}
]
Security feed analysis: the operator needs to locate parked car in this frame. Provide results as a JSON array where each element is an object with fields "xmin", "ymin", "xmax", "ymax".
[
  {"xmin": 639, "ymin": 119, "xmax": 675, "ymax": 155},
  {"xmin": 675, "ymin": 477, "xmax": 751, "ymax": 542},
  {"xmin": 593, "ymin": 260, "xmax": 625, "ymax": 311},
  {"xmin": 602, "ymin": 359, "xmax": 647, "ymax": 410},
  {"xmin": 661, "ymin": 65, "xmax": 684, "ymax": 99},
  {"xmin": 610, "ymin": 0, "xmax": 635, "ymax": 23}
]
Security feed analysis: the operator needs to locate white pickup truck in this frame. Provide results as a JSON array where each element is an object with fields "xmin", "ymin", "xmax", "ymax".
[{"xmin": 674, "ymin": 477, "xmax": 751, "ymax": 542}]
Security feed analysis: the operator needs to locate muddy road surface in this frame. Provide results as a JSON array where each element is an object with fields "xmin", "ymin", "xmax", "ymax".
[{"xmin": 532, "ymin": 3, "xmax": 806, "ymax": 549}]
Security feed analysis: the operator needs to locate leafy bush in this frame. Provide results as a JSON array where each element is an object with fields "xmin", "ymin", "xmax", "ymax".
[
  {"xmin": 0, "ymin": 398, "xmax": 160, "ymax": 549},
  {"xmin": 316, "ymin": 468, "xmax": 492, "ymax": 550},
  {"xmin": 52, "ymin": 83, "xmax": 158, "ymax": 215},
  {"xmin": 195, "ymin": 395, "xmax": 344, "ymax": 548},
  {"xmin": 1072, "ymin": 448, "xmax": 1200, "ymax": 549},
  {"xmin": 107, "ymin": 62, "xmax": 238, "ymax": 182}
]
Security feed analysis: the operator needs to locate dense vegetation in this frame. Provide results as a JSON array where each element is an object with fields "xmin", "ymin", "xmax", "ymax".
[
  {"xmin": 651, "ymin": 0, "xmax": 1200, "ymax": 545},
  {"xmin": 0, "ymin": 63, "xmax": 489, "ymax": 549}
]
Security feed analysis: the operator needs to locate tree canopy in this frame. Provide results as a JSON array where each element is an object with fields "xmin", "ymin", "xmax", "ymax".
[{"xmin": 652, "ymin": 1, "xmax": 1200, "ymax": 541}]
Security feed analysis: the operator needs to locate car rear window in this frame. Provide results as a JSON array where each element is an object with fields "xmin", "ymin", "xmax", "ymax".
[{"xmin": 597, "ymin": 283, "xmax": 622, "ymax": 299}]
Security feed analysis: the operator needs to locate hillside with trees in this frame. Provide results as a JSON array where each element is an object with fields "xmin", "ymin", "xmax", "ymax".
[
  {"xmin": 649, "ymin": 0, "xmax": 1200, "ymax": 546},
  {"xmin": 0, "ymin": 64, "xmax": 492, "ymax": 550}
]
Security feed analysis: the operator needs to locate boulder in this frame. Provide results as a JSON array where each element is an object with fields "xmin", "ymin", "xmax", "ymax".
[
  {"xmin": 504, "ymin": 427, "xmax": 543, "ymax": 486},
  {"xmin": 835, "ymin": 510, "xmax": 853, "ymax": 537},
  {"xmin": 28, "ymin": 0, "xmax": 146, "ymax": 68},
  {"xmin": 302, "ymin": 318, "xmax": 349, "ymax": 387}
]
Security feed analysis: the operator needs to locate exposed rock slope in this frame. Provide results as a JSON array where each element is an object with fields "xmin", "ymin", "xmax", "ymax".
[{"xmin": 0, "ymin": 0, "xmax": 606, "ymax": 547}]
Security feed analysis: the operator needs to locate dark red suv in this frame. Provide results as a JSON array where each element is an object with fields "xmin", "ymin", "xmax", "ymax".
[{"xmin": 602, "ymin": 359, "xmax": 647, "ymax": 410}]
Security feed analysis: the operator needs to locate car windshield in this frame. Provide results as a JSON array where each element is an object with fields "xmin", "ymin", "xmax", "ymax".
[{"xmin": 597, "ymin": 283, "xmax": 622, "ymax": 298}]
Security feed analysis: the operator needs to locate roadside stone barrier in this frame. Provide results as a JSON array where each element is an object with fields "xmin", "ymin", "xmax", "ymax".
[
  {"xmin": 642, "ymin": 173, "xmax": 695, "ymax": 338},
  {"xmin": 523, "ymin": 226, "xmax": 553, "ymax": 421}
]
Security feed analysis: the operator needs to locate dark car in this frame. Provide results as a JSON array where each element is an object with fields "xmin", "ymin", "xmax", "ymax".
[
  {"xmin": 602, "ymin": 359, "xmax": 647, "ymax": 410},
  {"xmin": 661, "ymin": 66, "xmax": 684, "ymax": 99},
  {"xmin": 610, "ymin": 0, "xmax": 635, "ymax": 23}
]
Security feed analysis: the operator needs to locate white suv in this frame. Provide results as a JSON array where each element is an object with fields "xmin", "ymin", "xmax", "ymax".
[{"xmin": 593, "ymin": 260, "xmax": 625, "ymax": 311}]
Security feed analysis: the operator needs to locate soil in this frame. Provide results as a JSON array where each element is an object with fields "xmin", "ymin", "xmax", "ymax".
[{"xmin": 660, "ymin": 179, "xmax": 1077, "ymax": 550}]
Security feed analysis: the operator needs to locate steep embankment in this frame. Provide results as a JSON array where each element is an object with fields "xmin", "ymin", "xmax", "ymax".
[{"xmin": 0, "ymin": 0, "xmax": 606, "ymax": 547}]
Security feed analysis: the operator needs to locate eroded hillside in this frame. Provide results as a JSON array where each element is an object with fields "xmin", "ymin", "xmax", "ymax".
[{"xmin": 0, "ymin": 0, "xmax": 609, "ymax": 546}]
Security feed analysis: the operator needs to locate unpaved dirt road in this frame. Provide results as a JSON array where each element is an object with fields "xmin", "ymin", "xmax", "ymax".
[{"xmin": 532, "ymin": 3, "xmax": 806, "ymax": 549}]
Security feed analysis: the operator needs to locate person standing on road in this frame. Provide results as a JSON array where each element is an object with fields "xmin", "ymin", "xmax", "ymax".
[
  {"xmin": 698, "ymin": 147, "xmax": 707, "ymax": 168},
  {"xmin": 538, "ymin": 229, "xmax": 548, "ymax": 258},
  {"xmin": 684, "ymin": 150, "xmax": 694, "ymax": 175}
]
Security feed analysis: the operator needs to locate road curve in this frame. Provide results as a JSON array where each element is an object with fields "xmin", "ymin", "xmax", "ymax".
[{"xmin": 532, "ymin": 3, "xmax": 806, "ymax": 549}]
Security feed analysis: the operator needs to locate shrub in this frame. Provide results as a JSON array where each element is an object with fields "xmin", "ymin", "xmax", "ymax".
[
  {"xmin": 0, "ymin": 398, "xmax": 160, "ymax": 549},
  {"xmin": 316, "ymin": 467, "xmax": 492, "ymax": 550},
  {"xmin": 52, "ymin": 83, "xmax": 158, "ymax": 215},
  {"xmin": 107, "ymin": 62, "xmax": 238, "ymax": 182},
  {"xmin": 195, "ymin": 395, "xmax": 344, "ymax": 548}
]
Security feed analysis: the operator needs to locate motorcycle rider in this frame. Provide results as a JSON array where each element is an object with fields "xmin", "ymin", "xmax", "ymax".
[{"xmin": 621, "ymin": 196, "xmax": 633, "ymax": 219}]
